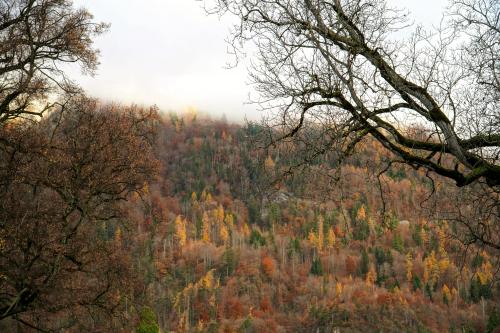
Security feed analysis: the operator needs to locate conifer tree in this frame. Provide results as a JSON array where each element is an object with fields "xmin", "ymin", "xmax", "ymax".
[
  {"xmin": 202, "ymin": 212, "xmax": 211, "ymax": 243},
  {"xmin": 406, "ymin": 252, "xmax": 413, "ymax": 284},
  {"xmin": 327, "ymin": 227, "xmax": 336, "ymax": 254},
  {"xmin": 317, "ymin": 216, "xmax": 324, "ymax": 252},
  {"xmin": 175, "ymin": 215, "xmax": 187, "ymax": 247},
  {"xmin": 336, "ymin": 282, "xmax": 343, "ymax": 297},
  {"xmin": 442, "ymin": 284, "xmax": 451, "ymax": 305},
  {"xmin": 366, "ymin": 265, "xmax": 377, "ymax": 287},
  {"xmin": 220, "ymin": 223, "xmax": 229, "ymax": 245},
  {"xmin": 356, "ymin": 205, "xmax": 366, "ymax": 221}
]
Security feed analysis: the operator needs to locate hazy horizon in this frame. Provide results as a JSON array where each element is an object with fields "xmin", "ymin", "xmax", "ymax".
[{"xmin": 70, "ymin": 0, "xmax": 448, "ymax": 122}]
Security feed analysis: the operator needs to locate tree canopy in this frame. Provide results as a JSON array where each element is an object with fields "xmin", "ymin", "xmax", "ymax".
[
  {"xmin": 0, "ymin": 98, "xmax": 159, "ymax": 330},
  {"xmin": 207, "ymin": 0, "xmax": 499, "ymax": 251},
  {"xmin": 0, "ymin": 0, "xmax": 108, "ymax": 122},
  {"xmin": 208, "ymin": 0, "xmax": 499, "ymax": 188}
]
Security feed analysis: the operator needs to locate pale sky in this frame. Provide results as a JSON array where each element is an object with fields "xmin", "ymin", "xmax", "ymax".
[{"xmin": 71, "ymin": 0, "xmax": 448, "ymax": 122}]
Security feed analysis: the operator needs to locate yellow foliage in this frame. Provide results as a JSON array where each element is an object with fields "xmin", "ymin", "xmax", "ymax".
[
  {"xmin": 142, "ymin": 182, "xmax": 149, "ymax": 195},
  {"xmin": 405, "ymin": 252, "xmax": 413, "ymax": 283},
  {"xmin": 439, "ymin": 257, "xmax": 450, "ymax": 272},
  {"xmin": 442, "ymin": 284, "xmax": 450, "ymax": 296},
  {"xmin": 175, "ymin": 215, "xmax": 187, "ymax": 247},
  {"xmin": 242, "ymin": 223, "xmax": 250, "ymax": 237},
  {"xmin": 367, "ymin": 217, "xmax": 374, "ymax": 230},
  {"xmin": 356, "ymin": 205, "xmax": 366, "ymax": 221},
  {"xmin": 131, "ymin": 191, "xmax": 140, "ymax": 201},
  {"xmin": 366, "ymin": 266, "xmax": 377, "ymax": 286},
  {"xmin": 308, "ymin": 231, "xmax": 317, "ymax": 246},
  {"xmin": 202, "ymin": 212, "xmax": 210, "ymax": 243},
  {"xmin": 201, "ymin": 269, "xmax": 215, "ymax": 290},
  {"xmin": 264, "ymin": 155, "xmax": 275, "ymax": 170},
  {"xmin": 174, "ymin": 269, "xmax": 219, "ymax": 324},
  {"xmin": 216, "ymin": 205, "xmax": 225, "ymax": 224},
  {"xmin": 225, "ymin": 213, "xmax": 234, "ymax": 229},
  {"xmin": 442, "ymin": 284, "xmax": 451, "ymax": 304},
  {"xmin": 317, "ymin": 216, "xmax": 324, "ymax": 252},
  {"xmin": 336, "ymin": 282, "xmax": 343, "ymax": 296},
  {"xmin": 219, "ymin": 224, "xmax": 229, "ymax": 245},
  {"xmin": 424, "ymin": 250, "xmax": 439, "ymax": 285},
  {"xmin": 438, "ymin": 227, "xmax": 448, "ymax": 258},
  {"xmin": 327, "ymin": 227, "xmax": 336, "ymax": 249},
  {"xmin": 191, "ymin": 191, "xmax": 198, "ymax": 202},
  {"xmin": 209, "ymin": 294, "xmax": 216, "ymax": 307},
  {"xmin": 478, "ymin": 260, "xmax": 493, "ymax": 285}
]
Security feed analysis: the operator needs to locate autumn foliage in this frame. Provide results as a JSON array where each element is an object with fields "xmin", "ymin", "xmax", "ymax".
[
  {"xmin": 1, "ymin": 110, "xmax": 498, "ymax": 332},
  {"xmin": 0, "ymin": 97, "xmax": 159, "ymax": 331}
]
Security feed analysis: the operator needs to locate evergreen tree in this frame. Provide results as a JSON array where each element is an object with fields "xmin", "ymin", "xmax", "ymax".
[
  {"xmin": 249, "ymin": 229, "xmax": 266, "ymax": 247},
  {"xmin": 310, "ymin": 258, "xmax": 324, "ymax": 276},
  {"xmin": 136, "ymin": 307, "xmax": 160, "ymax": 333},
  {"xmin": 359, "ymin": 248, "xmax": 369, "ymax": 277},
  {"xmin": 392, "ymin": 233, "xmax": 404, "ymax": 253},
  {"xmin": 487, "ymin": 307, "xmax": 500, "ymax": 333}
]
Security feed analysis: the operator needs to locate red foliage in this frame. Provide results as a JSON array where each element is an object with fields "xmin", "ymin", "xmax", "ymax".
[
  {"xmin": 376, "ymin": 293, "xmax": 394, "ymax": 306},
  {"xmin": 345, "ymin": 256, "xmax": 357, "ymax": 275},
  {"xmin": 260, "ymin": 296, "xmax": 273, "ymax": 313},
  {"xmin": 352, "ymin": 289, "xmax": 369, "ymax": 303},
  {"xmin": 225, "ymin": 297, "xmax": 245, "ymax": 319},
  {"xmin": 193, "ymin": 299, "xmax": 210, "ymax": 322}
]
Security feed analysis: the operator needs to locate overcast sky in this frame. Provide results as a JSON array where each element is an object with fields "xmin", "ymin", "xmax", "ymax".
[{"xmin": 71, "ymin": 0, "xmax": 448, "ymax": 122}]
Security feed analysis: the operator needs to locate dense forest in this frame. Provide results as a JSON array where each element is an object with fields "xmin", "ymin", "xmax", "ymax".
[
  {"xmin": 4, "ymin": 109, "xmax": 497, "ymax": 332},
  {"xmin": 1, "ymin": 0, "xmax": 499, "ymax": 332}
]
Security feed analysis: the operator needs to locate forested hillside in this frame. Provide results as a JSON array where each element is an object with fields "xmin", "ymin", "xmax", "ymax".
[
  {"xmin": 1, "ymin": 107, "xmax": 498, "ymax": 333},
  {"xmin": 119, "ymin": 113, "xmax": 498, "ymax": 333},
  {"xmin": 0, "ymin": 0, "xmax": 498, "ymax": 332}
]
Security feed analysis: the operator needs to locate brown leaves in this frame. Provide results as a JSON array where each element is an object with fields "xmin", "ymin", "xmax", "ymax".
[
  {"xmin": 0, "ymin": 97, "xmax": 159, "ymax": 330},
  {"xmin": 0, "ymin": 0, "xmax": 109, "ymax": 122}
]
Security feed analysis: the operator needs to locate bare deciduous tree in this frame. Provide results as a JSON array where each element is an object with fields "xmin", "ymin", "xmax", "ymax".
[
  {"xmin": 0, "ymin": 97, "xmax": 160, "ymax": 331},
  {"xmin": 209, "ymin": 0, "xmax": 499, "ymax": 187},
  {"xmin": 0, "ymin": 0, "xmax": 108, "ymax": 122},
  {"xmin": 207, "ymin": 0, "xmax": 499, "ymax": 248}
]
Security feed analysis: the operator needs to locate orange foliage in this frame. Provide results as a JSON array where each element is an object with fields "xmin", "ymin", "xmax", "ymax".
[{"xmin": 262, "ymin": 255, "xmax": 276, "ymax": 276}]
